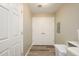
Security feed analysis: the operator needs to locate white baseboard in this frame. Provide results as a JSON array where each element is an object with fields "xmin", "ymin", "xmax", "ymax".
[{"xmin": 25, "ymin": 44, "xmax": 32, "ymax": 56}]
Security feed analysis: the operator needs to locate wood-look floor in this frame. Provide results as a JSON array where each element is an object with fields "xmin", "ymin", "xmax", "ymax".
[{"xmin": 27, "ymin": 45, "xmax": 55, "ymax": 56}]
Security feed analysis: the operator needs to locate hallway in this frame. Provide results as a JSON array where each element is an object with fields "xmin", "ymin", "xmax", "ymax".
[
  {"xmin": 0, "ymin": 3, "xmax": 79, "ymax": 56},
  {"xmin": 27, "ymin": 45, "xmax": 55, "ymax": 56}
]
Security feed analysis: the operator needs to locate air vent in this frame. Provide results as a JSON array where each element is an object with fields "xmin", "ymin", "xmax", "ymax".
[
  {"xmin": 36, "ymin": 3, "xmax": 49, "ymax": 8},
  {"xmin": 37, "ymin": 5, "xmax": 42, "ymax": 7}
]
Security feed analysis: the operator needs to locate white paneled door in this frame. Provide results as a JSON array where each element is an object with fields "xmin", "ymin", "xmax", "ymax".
[
  {"xmin": 32, "ymin": 17, "xmax": 55, "ymax": 45},
  {"xmin": 0, "ymin": 4, "xmax": 23, "ymax": 56}
]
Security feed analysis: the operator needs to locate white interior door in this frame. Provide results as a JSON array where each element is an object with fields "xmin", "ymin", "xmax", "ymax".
[
  {"xmin": 0, "ymin": 4, "xmax": 22, "ymax": 56},
  {"xmin": 32, "ymin": 17, "xmax": 55, "ymax": 45},
  {"xmin": 0, "ymin": 4, "xmax": 10, "ymax": 56}
]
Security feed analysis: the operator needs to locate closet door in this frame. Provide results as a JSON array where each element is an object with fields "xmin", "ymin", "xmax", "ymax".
[{"xmin": 32, "ymin": 17, "xmax": 55, "ymax": 45}]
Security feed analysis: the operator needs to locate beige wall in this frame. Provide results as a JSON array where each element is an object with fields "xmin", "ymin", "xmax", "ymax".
[
  {"xmin": 23, "ymin": 4, "xmax": 32, "ymax": 55},
  {"xmin": 55, "ymin": 4, "xmax": 79, "ymax": 44}
]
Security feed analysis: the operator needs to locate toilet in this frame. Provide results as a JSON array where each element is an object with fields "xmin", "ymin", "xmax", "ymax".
[{"xmin": 54, "ymin": 44, "xmax": 67, "ymax": 56}]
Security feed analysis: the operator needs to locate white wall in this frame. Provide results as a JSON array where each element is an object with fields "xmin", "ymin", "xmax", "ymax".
[{"xmin": 55, "ymin": 4, "xmax": 79, "ymax": 44}]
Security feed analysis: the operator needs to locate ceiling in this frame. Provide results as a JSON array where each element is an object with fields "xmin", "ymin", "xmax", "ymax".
[{"xmin": 28, "ymin": 3, "xmax": 62, "ymax": 14}]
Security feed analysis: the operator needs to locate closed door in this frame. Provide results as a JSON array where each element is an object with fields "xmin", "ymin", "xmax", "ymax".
[
  {"xmin": 0, "ymin": 4, "xmax": 10, "ymax": 56},
  {"xmin": 32, "ymin": 17, "xmax": 55, "ymax": 45},
  {"xmin": 0, "ymin": 4, "xmax": 22, "ymax": 56}
]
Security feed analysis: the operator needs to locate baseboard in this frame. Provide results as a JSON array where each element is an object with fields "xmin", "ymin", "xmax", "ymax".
[{"xmin": 25, "ymin": 44, "xmax": 32, "ymax": 56}]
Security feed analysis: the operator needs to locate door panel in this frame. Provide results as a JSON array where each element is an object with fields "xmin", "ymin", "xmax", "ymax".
[
  {"xmin": 0, "ymin": 5, "xmax": 10, "ymax": 54},
  {"xmin": 0, "ymin": 49, "xmax": 10, "ymax": 56},
  {"xmin": 9, "ymin": 10, "xmax": 19, "ymax": 44},
  {"xmin": 8, "ymin": 4, "xmax": 21, "ymax": 56},
  {"xmin": 9, "ymin": 43, "xmax": 21, "ymax": 56},
  {"xmin": 32, "ymin": 17, "xmax": 55, "ymax": 45},
  {"xmin": 0, "ymin": 5, "xmax": 8, "ymax": 40}
]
